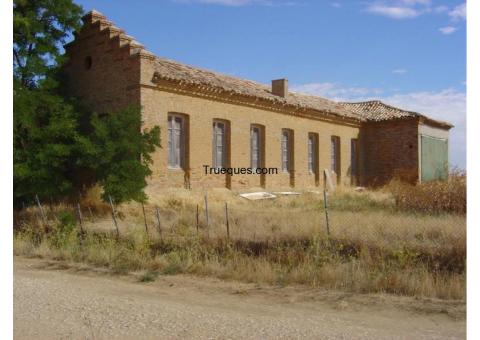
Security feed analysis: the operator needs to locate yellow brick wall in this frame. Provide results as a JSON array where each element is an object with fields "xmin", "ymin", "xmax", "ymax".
[
  {"xmin": 140, "ymin": 86, "xmax": 360, "ymax": 191},
  {"xmin": 60, "ymin": 14, "xmax": 433, "ymax": 191},
  {"xmin": 63, "ymin": 21, "xmax": 362, "ymax": 192},
  {"xmin": 62, "ymin": 23, "xmax": 141, "ymax": 113}
]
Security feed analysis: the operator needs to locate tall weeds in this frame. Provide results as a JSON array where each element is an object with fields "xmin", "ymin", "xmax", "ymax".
[
  {"xmin": 13, "ymin": 184, "xmax": 466, "ymax": 300},
  {"xmin": 386, "ymin": 170, "xmax": 466, "ymax": 215}
]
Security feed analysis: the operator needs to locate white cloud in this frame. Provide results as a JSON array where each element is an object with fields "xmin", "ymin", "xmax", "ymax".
[
  {"xmin": 392, "ymin": 68, "xmax": 407, "ymax": 74},
  {"xmin": 434, "ymin": 3, "xmax": 465, "ymax": 36},
  {"xmin": 439, "ymin": 26, "xmax": 458, "ymax": 34},
  {"xmin": 433, "ymin": 5, "xmax": 448, "ymax": 13},
  {"xmin": 292, "ymin": 82, "xmax": 466, "ymax": 168},
  {"xmin": 376, "ymin": 89, "xmax": 465, "ymax": 129},
  {"xmin": 449, "ymin": 3, "xmax": 466, "ymax": 21},
  {"xmin": 398, "ymin": 0, "xmax": 430, "ymax": 5},
  {"xmin": 364, "ymin": 0, "xmax": 436, "ymax": 19},
  {"xmin": 173, "ymin": 0, "xmax": 297, "ymax": 6},
  {"xmin": 364, "ymin": 0, "xmax": 457, "ymax": 21},
  {"xmin": 366, "ymin": 4, "xmax": 420, "ymax": 19},
  {"xmin": 401, "ymin": 0, "xmax": 432, "ymax": 5},
  {"xmin": 175, "ymin": 0, "xmax": 254, "ymax": 5},
  {"xmin": 291, "ymin": 82, "xmax": 383, "ymax": 99}
]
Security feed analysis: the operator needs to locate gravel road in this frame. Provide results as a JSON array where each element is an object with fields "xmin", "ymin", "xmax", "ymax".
[{"xmin": 14, "ymin": 257, "xmax": 465, "ymax": 339}]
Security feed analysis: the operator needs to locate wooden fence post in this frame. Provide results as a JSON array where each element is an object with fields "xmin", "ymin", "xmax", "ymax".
[
  {"xmin": 77, "ymin": 203, "xmax": 85, "ymax": 235},
  {"xmin": 35, "ymin": 194, "xmax": 47, "ymax": 223},
  {"xmin": 108, "ymin": 195, "xmax": 120, "ymax": 238},
  {"xmin": 323, "ymin": 189, "xmax": 331, "ymax": 236},
  {"xmin": 204, "ymin": 193, "xmax": 209, "ymax": 237},
  {"xmin": 141, "ymin": 202, "xmax": 149, "ymax": 237},
  {"xmin": 196, "ymin": 204, "xmax": 199, "ymax": 234},
  {"xmin": 155, "ymin": 206, "xmax": 162, "ymax": 239},
  {"xmin": 49, "ymin": 196, "xmax": 54, "ymax": 212},
  {"xmin": 88, "ymin": 206, "xmax": 95, "ymax": 222},
  {"xmin": 225, "ymin": 202, "xmax": 230, "ymax": 241}
]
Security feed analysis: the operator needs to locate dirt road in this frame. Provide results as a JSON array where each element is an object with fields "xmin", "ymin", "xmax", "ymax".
[{"xmin": 14, "ymin": 257, "xmax": 465, "ymax": 339}]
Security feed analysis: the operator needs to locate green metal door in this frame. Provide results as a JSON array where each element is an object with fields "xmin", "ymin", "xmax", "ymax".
[{"xmin": 421, "ymin": 135, "xmax": 448, "ymax": 182}]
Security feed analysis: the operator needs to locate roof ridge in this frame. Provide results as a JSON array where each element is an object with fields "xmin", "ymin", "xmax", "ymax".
[
  {"xmin": 154, "ymin": 56, "xmax": 356, "ymax": 110},
  {"xmin": 374, "ymin": 100, "xmax": 420, "ymax": 116},
  {"xmin": 155, "ymin": 56, "xmax": 270, "ymax": 88},
  {"xmin": 342, "ymin": 100, "xmax": 420, "ymax": 115},
  {"xmin": 73, "ymin": 10, "xmax": 451, "ymax": 128},
  {"xmin": 340, "ymin": 100, "xmax": 382, "ymax": 104}
]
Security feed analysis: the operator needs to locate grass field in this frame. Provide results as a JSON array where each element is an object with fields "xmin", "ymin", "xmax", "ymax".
[{"xmin": 14, "ymin": 178, "xmax": 466, "ymax": 300}]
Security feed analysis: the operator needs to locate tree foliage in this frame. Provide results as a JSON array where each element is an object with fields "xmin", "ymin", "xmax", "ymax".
[
  {"xmin": 13, "ymin": 83, "xmax": 89, "ymax": 202},
  {"xmin": 13, "ymin": 1, "xmax": 161, "ymax": 206},
  {"xmin": 89, "ymin": 108, "xmax": 161, "ymax": 203},
  {"xmin": 14, "ymin": 0, "xmax": 83, "ymax": 88},
  {"xmin": 14, "ymin": 84, "xmax": 161, "ymax": 205}
]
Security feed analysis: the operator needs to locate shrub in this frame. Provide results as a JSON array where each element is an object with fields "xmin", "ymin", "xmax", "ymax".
[
  {"xmin": 49, "ymin": 210, "xmax": 77, "ymax": 249},
  {"xmin": 387, "ymin": 170, "xmax": 466, "ymax": 215},
  {"xmin": 139, "ymin": 270, "xmax": 160, "ymax": 282}
]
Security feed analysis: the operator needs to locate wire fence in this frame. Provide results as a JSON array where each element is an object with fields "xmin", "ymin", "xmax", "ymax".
[
  {"xmin": 15, "ymin": 192, "xmax": 332, "ymax": 238},
  {"xmin": 14, "ymin": 188, "xmax": 466, "ymax": 246}
]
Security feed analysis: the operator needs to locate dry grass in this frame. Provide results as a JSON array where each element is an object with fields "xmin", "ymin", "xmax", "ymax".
[
  {"xmin": 386, "ymin": 170, "xmax": 466, "ymax": 215},
  {"xmin": 13, "ymin": 184, "xmax": 466, "ymax": 300}
]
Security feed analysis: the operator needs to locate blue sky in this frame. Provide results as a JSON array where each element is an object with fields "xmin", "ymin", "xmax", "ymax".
[{"xmin": 75, "ymin": 0, "xmax": 466, "ymax": 168}]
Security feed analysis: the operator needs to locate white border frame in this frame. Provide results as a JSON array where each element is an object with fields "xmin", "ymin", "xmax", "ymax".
[
  {"xmin": 467, "ymin": 1, "xmax": 479, "ymax": 338},
  {"xmin": 1, "ymin": 1, "xmax": 13, "ymax": 339}
]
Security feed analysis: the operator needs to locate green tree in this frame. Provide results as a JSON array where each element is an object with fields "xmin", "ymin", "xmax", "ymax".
[
  {"xmin": 89, "ymin": 107, "xmax": 161, "ymax": 203},
  {"xmin": 14, "ymin": 0, "xmax": 83, "ymax": 87},
  {"xmin": 13, "ymin": 0, "xmax": 161, "ymax": 206},
  {"xmin": 14, "ymin": 85, "xmax": 161, "ymax": 205},
  {"xmin": 13, "ymin": 84, "xmax": 90, "ymax": 203}
]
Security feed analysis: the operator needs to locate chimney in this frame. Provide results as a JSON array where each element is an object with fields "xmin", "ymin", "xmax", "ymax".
[{"xmin": 271, "ymin": 78, "xmax": 288, "ymax": 98}]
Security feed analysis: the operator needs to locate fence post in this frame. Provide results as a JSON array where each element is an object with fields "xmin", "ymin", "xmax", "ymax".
[
  {"xmin": 155, "ymin": 206, "xmax": 162, "ymax": 239},
  {"xmin": 88, "ymin": 206, "xmax": 95, "ymax": 222},
  {"xmin": 323, "ymin": 189, "xmax": 331, "ymax": 236},
  {"xmin": 141, "ymin": 202, "xmax": 149, "ymax": 237},
  {"xmin": 77, "ymin": 203, "xmax": 85, "ymax": 235},
  {"xmin": 196, "ymin": 204, "xmax": 199, "ymax": 234},
  {"xmin": 35, "ymin": 194, "xmax": 47, "ymax": 223},
  {"xmin": 108, "ymin": 195, "xmax": 120, "ymax": 238},
  {"xmin": 49, "ymin": 196, "xmax": 54, "ymax": 212},
  {"xmin": 204, "ymin": 193, "xmax": 209, "ymax": 237},
  {"xmin": 225, "ymin": 202, "xmax": 230, "ymax": 241}
]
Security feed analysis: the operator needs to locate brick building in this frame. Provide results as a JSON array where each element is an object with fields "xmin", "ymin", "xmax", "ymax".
[{"xmin": 62, "ymin": 10, "xmax": 453, "ymax": 191}]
